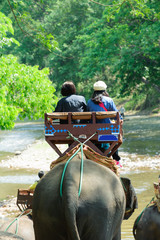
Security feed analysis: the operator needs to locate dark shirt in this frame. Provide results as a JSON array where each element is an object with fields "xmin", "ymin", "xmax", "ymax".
[
  {"xmin": 54, "ymin": 94, "xmax": 87, "ymax": 123},
  {"xmin": 55, "ymin": 94, "xmax": 87, "ymax": 112}
]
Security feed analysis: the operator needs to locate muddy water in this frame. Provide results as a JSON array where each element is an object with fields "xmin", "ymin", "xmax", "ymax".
[
  {"xmin": 0, "ymin": 120, "xmax": 44, "ymax": 201},
  {"xmin": 121, "ymin": 169, "xmax": 159, "ymax": 239},
  {"xmin": 0, "ymin": 115, "xmax": 160, "ymax": 239},
  {"xmin": 120, "ymin": 115, "xmax": 160, "ymax": 239}
]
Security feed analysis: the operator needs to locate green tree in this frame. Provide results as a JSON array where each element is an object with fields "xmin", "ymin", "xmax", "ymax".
[
  {"xmin": 1, "ymin": 0, "xmax": 104, "ymax": 93},
  {"xmin": 77, "ymin": 0, "xmax": 160, "ymax": 103},
  {"xmin": 0, "ymin": 55, "xmax": 57, "ymax": 129},
  {"xmin": 0, "ymin": 11, "xmax": 19, "ymax": 53},
  {"xmin": 1, "ymin": 0, "xmax": 58, "ymax": 67},
  {"xmin": 0, "ymin": 11, "xmax": 57, "ymax": 129},
  {"xmin": 1, "ymin": 0, "xmax": 160, "ymax": 109}
]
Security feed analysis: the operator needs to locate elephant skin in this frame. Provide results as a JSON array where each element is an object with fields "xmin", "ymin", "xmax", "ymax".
[
  {"xmin": 133, "ymin": 204, "xmax": 160, "ymax": 240},
  {"xmin": 33, "ymin": 156, "xmax": 126, "ymax": 240},
  {"xmin": 120, "ymin": 177, "xmax": 138, "ymax": 220},
  {"xmin": 0, "ymin": 216, "xmax": 35, "ymax": 240}
]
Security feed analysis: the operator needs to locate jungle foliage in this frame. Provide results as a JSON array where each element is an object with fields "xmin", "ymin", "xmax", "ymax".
[
  {"xmin": 0, "ymin": 12, "xmax": 57, "ymax": 129},
  {"xmin": 0, "ymin": 0, "xmax": 160, "ymax": 128}
]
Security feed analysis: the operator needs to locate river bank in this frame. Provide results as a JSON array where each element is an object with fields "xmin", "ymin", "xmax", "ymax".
[{"xmin": 0, "ymin": 139, "xmax": 67, "ymax": 171}]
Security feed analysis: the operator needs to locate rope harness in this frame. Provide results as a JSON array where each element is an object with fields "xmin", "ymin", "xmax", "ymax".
[
  {"xmin": 5, "ymin": 209, "xmax": 32, "ymax": 235},
  {"xmin": 60, "ymin": 131, "xmax": 97, "ymax": 197},
  {"xmin": 135, "ymin": 196, "xmax": 155, "ymax": 225}
]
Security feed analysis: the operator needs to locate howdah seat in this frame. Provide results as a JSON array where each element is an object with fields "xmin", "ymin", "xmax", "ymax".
[{"xmin": 45, "ymin": 111, "xmax": 123, "ymax": 157}]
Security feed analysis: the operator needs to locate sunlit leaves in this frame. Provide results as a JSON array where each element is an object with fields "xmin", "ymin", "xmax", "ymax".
[
  {"xmin": 0, "ymin": 55, "xmax": 57, "ymax": 129},
  {"xmin": 0, "ymin": 12, "xmax": 19, "ymax": 51}
]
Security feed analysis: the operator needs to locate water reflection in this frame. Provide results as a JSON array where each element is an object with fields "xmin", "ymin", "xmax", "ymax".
[
  {"xmin": 0, "ymin": 120, "xmax": 44, "ymax": 160},
  {"xmin": 0, "ymin": 175, "xmax": 37, "ymax": 184},
  {"xmin": 122, "ymin": 115, "xmax": 160, "ymax": 156}
]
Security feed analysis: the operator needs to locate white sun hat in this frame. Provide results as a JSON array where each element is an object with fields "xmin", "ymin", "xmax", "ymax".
[{"xmin": 93, "ymin": 81, "xmax": 107, "ymax": 91}]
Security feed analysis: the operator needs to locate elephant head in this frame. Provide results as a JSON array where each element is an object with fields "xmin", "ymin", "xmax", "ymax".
[
  {"xmin": 133, "ymin": 204, "xmax": 160, "ymax": 240},
  {"xmin": 120, "ymin": 177, "xmax": 138, "ymax": 220}
]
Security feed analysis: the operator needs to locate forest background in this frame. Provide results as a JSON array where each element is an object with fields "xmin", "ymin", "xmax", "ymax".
[{"xmin": 0, "ymin": 0, "xmax": 160, "ymax": 130}]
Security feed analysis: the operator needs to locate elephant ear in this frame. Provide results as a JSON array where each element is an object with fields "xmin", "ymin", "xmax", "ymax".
[{"xmin": 121, "ymin": 177, "xmax": 138, "ymax": 220}]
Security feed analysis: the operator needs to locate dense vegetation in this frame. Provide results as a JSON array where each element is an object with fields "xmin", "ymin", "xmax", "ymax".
[
  {"xmin": 0, "ymin": 12, "xmax": 57, "ymax": 129},
  {"xmin": 0, "ymin": 0, "xmax": 160, "ymax": 129}
]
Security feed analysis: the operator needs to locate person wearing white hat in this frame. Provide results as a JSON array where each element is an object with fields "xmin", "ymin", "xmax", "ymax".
[
  {"xmin": 87, "ymin": 80, "xmax": 120, "ymax": 123},
  {"xmin": 93, "ymin": 81, "xmax": 107, "ymax": 91},
  {"xmin": 87, "ymin": 80, "xmax": 122, "ymax": 162}
]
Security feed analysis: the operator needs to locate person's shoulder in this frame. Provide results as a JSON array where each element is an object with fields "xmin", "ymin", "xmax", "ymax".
[
  {"xmin": 87, "ymin": 98, "xmax": 92, "ymax": 104},
  {"xmin": 57, "ymin": 97, "xmax": 67, "ymax": 103},
  {"xmin": 73, "ymin": 94, "xmax": 86, "ymax": 100},
  {"xmin": 102, "ymin": 96, "xmax": 113, "ymax": 101}
]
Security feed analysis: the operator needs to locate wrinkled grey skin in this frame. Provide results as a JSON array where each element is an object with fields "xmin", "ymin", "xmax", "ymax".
[
  {"xmin": 0, "ymin": 216, "xmax": 34, "ymax": 240},
  {"xmin": 33, "ymin": 157, "xmax": 126, "ymax": 240},
  {"xmin": 133, "ymin": 205, "xmax": 160, "ymax": 240},
  {"xmin": 121, "ymin": 177, "xmax": 138, "ymax": 220}
]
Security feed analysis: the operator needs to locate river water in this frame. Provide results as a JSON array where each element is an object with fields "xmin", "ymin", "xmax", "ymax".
[{"xmin": 0, "ymin": 115, "xmax": 160, "ymax": 239}]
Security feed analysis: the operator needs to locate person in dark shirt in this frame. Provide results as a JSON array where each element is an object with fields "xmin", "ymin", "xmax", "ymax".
[{"xmin": 54, "ymin": 81, "xmax": 87, "ymax": 123}]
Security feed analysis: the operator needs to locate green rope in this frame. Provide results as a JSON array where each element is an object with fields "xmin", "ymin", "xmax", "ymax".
[
  {"xmin": 60, "ymin": 131, "xmax": 97, "ymax": 198},
  {"xmin": 5, "ymin": 209, "xmax": 32, "ymax": 235},
  {"xmin": 78, "ymin": 145, "xmax": 84, "ymax": 197},
  {"xmin": 60, "ymin": 146, "xmax": 81, "ymax": 197},
  {"xmin": 135, "ymin": 196, "xmax": 155, "ymax": 225}
]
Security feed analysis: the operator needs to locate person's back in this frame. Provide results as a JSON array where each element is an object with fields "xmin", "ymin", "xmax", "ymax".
[
  {"xmin": 87, "ymin": 81, "xmax": 122, "ymax": 162},
  {"xmin": 54, "ymin": 81, "xmax": 87, "ymax": 123},
  {"xmin": 87, "ymin": 95, "xmax": 119, "ymax": 123},
  {"xmin": 55, "ymin": 94, "xmax": 86, "ymax": 113}
]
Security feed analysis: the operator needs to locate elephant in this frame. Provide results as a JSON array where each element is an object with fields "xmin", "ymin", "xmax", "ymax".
[
  {"xmin": 120, "ymin": 177, "xmax": 138, "ymax": 220},
  {"xmin": 0, "ymin": 215, "xmax": 35, "ymax": 240},
  {"xmin": 33, "ymin": 154, "xmax": 137, "ymax": 240},
  {"xmin": 133, "ymin": 204, "xmax": 160, "ymax": 240}
]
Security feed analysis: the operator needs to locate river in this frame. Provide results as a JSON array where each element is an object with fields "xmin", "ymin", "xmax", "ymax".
[{"xmin": 0, "ymin": 115, "xmax": 160, "ymax": 239}]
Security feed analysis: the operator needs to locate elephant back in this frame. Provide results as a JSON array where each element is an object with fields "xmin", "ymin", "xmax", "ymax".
[{"xmin": 33, "ymin": 157, "xmax": 126, "ymax": 240}]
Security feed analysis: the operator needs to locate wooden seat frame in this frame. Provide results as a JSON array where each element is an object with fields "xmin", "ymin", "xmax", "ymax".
[
  {"xmin": 16, "ymin": 189, "xmax": 34, "ymax": 211},
  {"xmin": 45, "ymin": 111, "xmax": 123, "ymax": 158}
]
